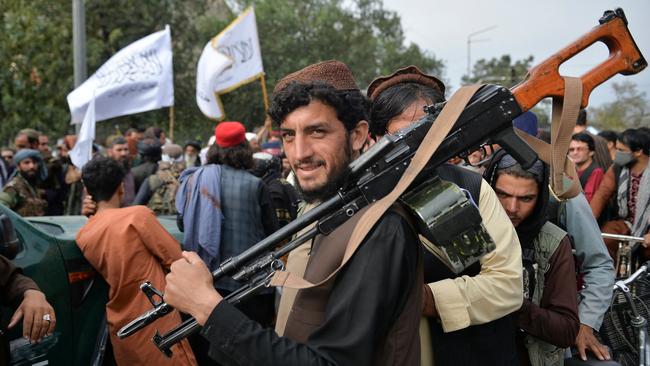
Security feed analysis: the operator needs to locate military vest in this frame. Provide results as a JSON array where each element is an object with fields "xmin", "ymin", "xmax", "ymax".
[
  {"xmin": 3, "ymin": 175, "xmax": 47, "ymax": 216},
  {"xmin": 147, "ymin": 162, "xmax": 183, "ymax": 215},
  {"xmin": 524, "ymin": 221, "xmax": 567, "ymax": 366}
]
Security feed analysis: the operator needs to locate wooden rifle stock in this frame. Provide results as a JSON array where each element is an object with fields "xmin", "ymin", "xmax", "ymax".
[{"xmin": 512, "ymin": 8, "xmax": 646, "ymax": 111}]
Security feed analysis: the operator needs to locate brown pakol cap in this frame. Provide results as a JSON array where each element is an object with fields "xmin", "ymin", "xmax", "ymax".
[
  {"xmin": 366, "ymin": 65, "xmax": 445, "ymax": 101},
  {"xmin": 273, "ymin": 60, "xmax": 359, "ymax": 94}
]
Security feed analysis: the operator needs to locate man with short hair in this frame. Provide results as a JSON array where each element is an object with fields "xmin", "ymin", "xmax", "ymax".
[
  {"xmin": 485, "ymin": 152, "xmax": 579, "ymax": 366},
  {"xmin": 573, "ymin": 109, "xmax": 612, "ymax": 169},
  {"xmin": 76, "ymin": 156, "xmax": 196, "ymax": 366},
  {"xmin": 569, "ymin": 133, "xmax": 604, "ymax": 202},
  {"xmin": 131, "ymin": 138, "xmax": 162, "ymax": 192},
  {"xmin": 14, "ymin": 129, "xmax": 39, "ymax": 151},
  {"xmin": 591, "ymin": 128, "xmax": 650, "ymax": 258},
  {"xmin": 105, "ymin": 136, "xmax": 135, "ymax": 206},
  {"xmin": 37, "ymin": 135, "xmax": 50, "ymax": 155},
  {"xmin": 0, "ymin": 149, "xmax": 48, "ymax": 216},
  {"xmin": 164, "ymin": 61, "xmax": 422, "ymax": 365},
  {"xmin": 35, "ymin": 132, "xmax": 67, "ymax": 215}
]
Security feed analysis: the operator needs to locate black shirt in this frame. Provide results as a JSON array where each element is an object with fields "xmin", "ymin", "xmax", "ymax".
[{"xmin": 200, "ymin": 211, "xmax": 419, "ymax": 366}]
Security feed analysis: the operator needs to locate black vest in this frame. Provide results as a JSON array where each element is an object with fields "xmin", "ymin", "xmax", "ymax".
[{"xmin": 425, "ymin": 164, "xmax": 518, "ymax": 366}]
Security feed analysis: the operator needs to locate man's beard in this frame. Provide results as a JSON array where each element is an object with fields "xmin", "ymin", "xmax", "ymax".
[
  {"xmin": 19, "ymin": 170, "xmax": 38, "ymax": 184},
  {"xmin": 117, "ymin": 158, "xmax": 131, "ymax": 171},
  {"xmin": 296, "ymin": 143, "xmax": 352, "ymax": 204}
]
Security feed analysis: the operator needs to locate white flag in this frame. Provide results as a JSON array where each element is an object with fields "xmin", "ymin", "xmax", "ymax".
[
  {"xmin": 67, "ymin": 26, "xmax": 174, "ymax": 124},
  {"xmin": 196, "ymin": 42, "xmax": 233, "ymax": 119},
  {"xmin": 70, "ymin": 94, "xmax": 96, "ymax": 169},
  {"xmin": 212, "ymin": 7, "xmax": 264, "ymax": 93}
]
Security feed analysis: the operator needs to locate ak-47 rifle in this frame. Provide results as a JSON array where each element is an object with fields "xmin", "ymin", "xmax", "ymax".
[{"xmin": 118, "ymin": 8, "xmax": 646, "ymax": 356}]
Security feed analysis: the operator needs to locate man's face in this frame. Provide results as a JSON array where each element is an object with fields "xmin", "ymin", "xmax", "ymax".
[
  {"xmin": 18, "ymin": 157, "xmax": 39, "ymax": 179},
  {"xmin": 568, "ymin": 140, "xmax": 592, "ymax": 165},
  {"xmin": 1, "ymin": 150, "xmax": 14, "ymax": 166},
  {"xmin": 14, "ymin": 134, "xmax": 30, "ymax": 150},
  {"xmin": 184, "ymin": 145, "xmax": 198, "ymax": 156},
  {"xmin": 280, "ymin": 100, "xmax": 367, "ymax": 202},
  {"xmin": 385, "ymin": 99, "xmax": 428, "ymax": 135},
  {"xmin": 108, "ymin": 143, "xmax": 130, "ymax": 163},
  {"xmin": 494, "ymin": 174, "xmax": 539, "ymax": 227},
  {"xmin": 38, "ymin": 135, "xmax": 50, "ymax": 154}
]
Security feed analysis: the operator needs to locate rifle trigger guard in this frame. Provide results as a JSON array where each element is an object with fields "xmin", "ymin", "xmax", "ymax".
[
  {"xmin": 141, "ymin": 281, "xmax": 164, "ymax": 307},
  {"xmin": 264, "ymin": 260, "xmax": 285, "ymax": 287}
]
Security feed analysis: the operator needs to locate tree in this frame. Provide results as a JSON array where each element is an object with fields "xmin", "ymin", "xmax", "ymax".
[
  {"xmin": 461, "ymin": 54, "xmax": 553, "ymax": 128},
  {"xmin": 589, "ymin": 81, "xmax": 649, "ymax": 131},
  {"xmin": 216, "ymin": 0, "xmax": 444, "ymax": 132},
  {"xmin": 0, "ymin": 0, "xmax": 442, "ymax": 146},
  {"xmin": 0, "ymin": 0, "xmax": 74, "ymax": 145},
  {"xmin": 462, "ymin": 54, "xmax": 533, "ymax": 88}
]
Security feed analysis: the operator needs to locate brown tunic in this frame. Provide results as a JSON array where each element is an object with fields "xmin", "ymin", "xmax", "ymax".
[{"xmin": 76, "ymin": 206, "xmax": 196, "ymax": 366}]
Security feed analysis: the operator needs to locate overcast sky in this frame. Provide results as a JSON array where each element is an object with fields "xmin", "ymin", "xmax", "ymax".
[{"xmin": 382, "ymin": 0, "xmax": 649, "ymax": 108}]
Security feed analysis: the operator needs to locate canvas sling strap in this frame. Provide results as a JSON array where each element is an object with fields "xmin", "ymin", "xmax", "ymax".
[
  {"xmin": 269, "ymin": 84, "xmax": 483, "ymax": 290},
  {"xmin": 515, "ymin": 76, "xmax": 583, "ymax": 201}
]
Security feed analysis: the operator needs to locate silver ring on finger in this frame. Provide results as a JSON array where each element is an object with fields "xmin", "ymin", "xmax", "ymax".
[{"xmin": 42, "ymin": 314, "xmax": 51, "ymax": 322}]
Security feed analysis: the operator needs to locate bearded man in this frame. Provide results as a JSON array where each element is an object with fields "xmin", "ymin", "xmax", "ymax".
[
  {"xmin": 163, "ymin": 61, "xmax": 422, "ymax": 365},
  {"xmin": 0, "ymin": 149, "xmax": 48, "ymax": 216}
]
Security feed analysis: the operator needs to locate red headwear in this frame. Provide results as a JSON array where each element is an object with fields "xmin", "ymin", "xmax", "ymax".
[{"xmin": 215, "ymin": 122, "xmax": 246, "ymax": 148}]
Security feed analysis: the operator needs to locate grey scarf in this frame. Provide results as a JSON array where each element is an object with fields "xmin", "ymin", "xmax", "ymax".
[{"xmin": 617, "ymin": 162, "xmax": 650, "ymax": 236}]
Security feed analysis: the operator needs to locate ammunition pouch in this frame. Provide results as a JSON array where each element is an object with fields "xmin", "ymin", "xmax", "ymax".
[{"xmin": 400, "ymin": 176, "xmax": 496, "ymax": 273}]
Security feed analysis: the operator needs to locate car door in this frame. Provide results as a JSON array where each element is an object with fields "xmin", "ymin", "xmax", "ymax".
[{"xmin": 0, "ymin": 206, "xmax": 73, "ymax": 365}]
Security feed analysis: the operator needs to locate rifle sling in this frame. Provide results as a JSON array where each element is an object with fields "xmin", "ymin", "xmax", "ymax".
[
  {"xmin": 515, "ymin": 76, "xmax": 582, "ymax": 201},
  {"xmin": 269, "ymin": 84, "xmax": 483, "ymax": 290}
]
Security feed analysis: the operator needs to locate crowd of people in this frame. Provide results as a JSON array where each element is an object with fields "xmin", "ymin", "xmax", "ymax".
[{"xmin": 1, "ymin": 60, "xmax": 649, "ymax": 366}]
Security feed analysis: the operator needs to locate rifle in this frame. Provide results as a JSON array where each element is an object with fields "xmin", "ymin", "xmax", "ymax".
[{"xmin": 118, "ymin": 8, "xmax": 646, "ymax": 356}]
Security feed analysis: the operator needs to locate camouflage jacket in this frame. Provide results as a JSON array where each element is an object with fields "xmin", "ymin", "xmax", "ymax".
[{"xmin": 0, "ymin": 174, "xmax": 47, "ymax": 216}]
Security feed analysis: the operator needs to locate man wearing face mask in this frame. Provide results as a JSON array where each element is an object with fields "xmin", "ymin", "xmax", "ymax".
[{"xmin": 590, "ymin": 128, "xmax": 650, "ymax": 259}]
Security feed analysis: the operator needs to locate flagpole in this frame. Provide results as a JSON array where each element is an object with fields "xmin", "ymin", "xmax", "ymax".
[
  {"xmin": 260, "ymin": 74, "xmax": 270, "ymax": 112},
  {"xmin": 168, "ymin": 106, "xmax": 175, "ymax": 142}
]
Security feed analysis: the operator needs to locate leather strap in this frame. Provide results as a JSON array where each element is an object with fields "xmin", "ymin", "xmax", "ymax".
[
  {"xmin": 515, "ymin": 76, "xmax": 582, "ymax": 200},
  {"xmin": 270, "ymin": 84, "xmax": 483, "ymax": 290}
]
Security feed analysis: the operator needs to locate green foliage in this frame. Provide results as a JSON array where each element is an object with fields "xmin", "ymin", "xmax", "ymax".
[
  {"xmin": 0, "ymin": 0, "xmax": 74, "ymax": 145},
  {"xmin": 0, "ymin": 0, "xmax": 441, "ymax": 146},
  {"xmin": 462, "ymin": 54, "xmax": 534, "ymax": 88},
  {"xmin": 218, "ymin": 0, "xmax": 444, "ymax": 130},
  {"xmin": 589, "ymin": 81, "xmax": 649, "ymax": 131}
]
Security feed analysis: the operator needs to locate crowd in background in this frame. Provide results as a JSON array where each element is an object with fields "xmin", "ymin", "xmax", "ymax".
[
  {"xmin": 0, "ymin": 123, "xmax": 296, "ymax": 222},
  {"xmin": 1, "ymin": 94, "xmax": 649, "ymax": 365}
]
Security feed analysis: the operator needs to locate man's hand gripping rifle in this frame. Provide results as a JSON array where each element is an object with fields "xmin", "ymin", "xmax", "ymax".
[{"xmin": 118, "ymin": 8, "xmax": 646, "ymax": 357}]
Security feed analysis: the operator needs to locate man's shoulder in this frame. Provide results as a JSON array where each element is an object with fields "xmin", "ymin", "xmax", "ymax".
[
  {"xmin": 538, "ymin": 221, "xmax": 568, "ymax": 243},
  {"xmin": 4, "ymin": 175, "xmax": 26, "ymax": 189},
  {"xmin": 373, "ymin": 206, "xmax": 419, "ymax": 245},
  {"xmin": 121, "ymin": 205, "xmax": 156, "ymax": 218},
  {"xmin": 76, "ymin": 206, "xmax": 154, "ymax": 243}
]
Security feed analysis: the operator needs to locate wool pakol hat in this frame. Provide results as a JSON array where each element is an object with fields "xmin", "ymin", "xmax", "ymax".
[
  {"xmin": 366, "ymin": 65, "xmax": 445, "ymax": 101},
  {"xmin": 215, "ymin": 122, "xmax": 246, "ymax": 148},
  {"xmin": 273, "ymin": 60, "xmax": 359, "ymax": 93}
]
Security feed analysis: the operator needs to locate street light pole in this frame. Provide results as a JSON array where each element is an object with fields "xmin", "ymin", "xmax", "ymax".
[
  {"xmin": 72, "ymin": 0, "xmax": 87, "ymax": 133},
  {"xmin": 467, "ymin": 25, "xmax": 497, "ymax": 79}
]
